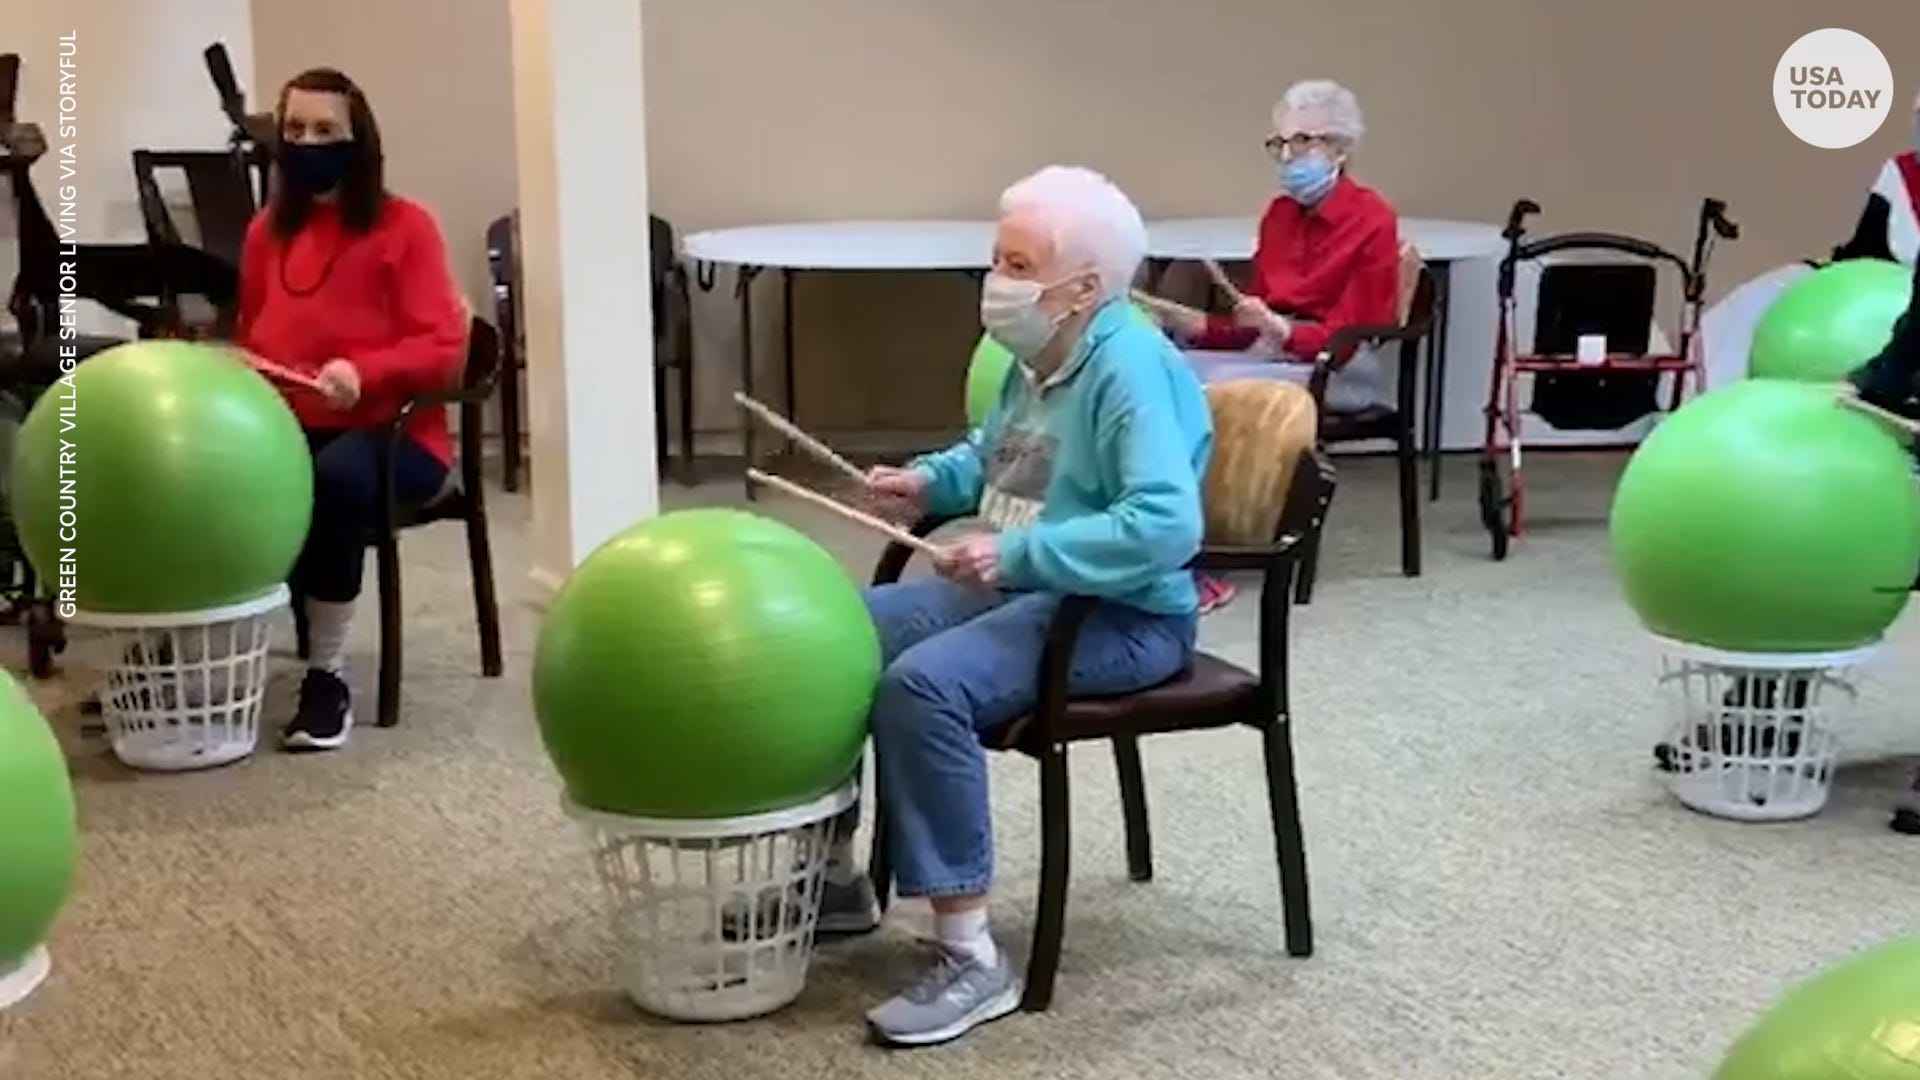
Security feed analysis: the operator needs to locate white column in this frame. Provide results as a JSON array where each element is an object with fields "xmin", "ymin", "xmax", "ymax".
[{"xmin": 509, "ymin": 0, "xmax": 656, "ymax": 593}]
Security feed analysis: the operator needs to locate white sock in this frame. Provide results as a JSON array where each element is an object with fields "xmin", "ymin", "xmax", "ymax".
[
  {"xmin": 304, "ymin": 599, "xmax": 355, "ymax": 676},
  {"xmin": 935, "ymin": 907, "xmax": 997, "ymax": 968}
]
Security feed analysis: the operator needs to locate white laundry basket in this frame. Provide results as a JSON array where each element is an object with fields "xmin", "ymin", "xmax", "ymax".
[
  {"xmin": 1654, "ymin": 636, "xmax": 1875, "ymax": 821},
  {"xmin": 569, "ymin": 782, "xmax": 857, "ymax": 1023},
  {"xmin": 0, "ymin": 945, "xmax": 50, "ymax": 1048},
  {"xmin": 69, "ymin": 586, "xmax": 287, "ymax": 772}
]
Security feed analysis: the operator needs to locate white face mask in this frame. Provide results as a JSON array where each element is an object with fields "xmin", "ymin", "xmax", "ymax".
[{"xmin": 980, "ymin": 271, "xmax": 1083, "ymax": 359}]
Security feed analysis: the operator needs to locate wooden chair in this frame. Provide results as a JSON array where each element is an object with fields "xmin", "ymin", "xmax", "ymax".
[
  {"xmin": 484, "ymin": 215, "xmax": 526, "ymax": 491},
  {"xmin": 488, "ymin": 212, "xmax": 696, "ymax": 491},
  {"xmin": 295, "ymin": 316, "xmax": 506, "ymax": 728},
  {"xmin": 866, "ymin": 391, "xmax": 1336, "ymax": 1012},
  {"xmin": 650, "ymin": 215, "xmax": 697, "ymax": 485},
  {"xmin": 1296, "ymin": 242, "xmax": 1435, "ymax": 602}
]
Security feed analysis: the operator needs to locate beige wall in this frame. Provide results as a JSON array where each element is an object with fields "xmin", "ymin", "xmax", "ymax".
[{"xmin": 252, "ymin": 0, "xmax": 1920, "ymax": 445}]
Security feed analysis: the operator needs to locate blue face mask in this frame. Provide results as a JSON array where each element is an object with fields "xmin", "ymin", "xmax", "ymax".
[{"xmin": 1278, "ymin": 155, "xmax": 1339, "ymax": 206}]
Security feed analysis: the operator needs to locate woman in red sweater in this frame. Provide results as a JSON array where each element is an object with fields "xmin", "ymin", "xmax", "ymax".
[
  {"xmin": 1158, "ymin": 78, "xmax": 1401, "ymax": 611},
  {"xmin": 235, "ymin": 68, "xmax": 468, "ymax": 751}
]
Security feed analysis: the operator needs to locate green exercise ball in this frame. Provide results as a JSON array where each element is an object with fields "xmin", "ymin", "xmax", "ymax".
[
  {"xmin": 964, "ymin": 304, "xmax": 1159, "ymax": 427},
  {"xmin": 1749, "ymin": 259, "xmax": 1913, "ymax": 382},
  {"xmin": 11, "ymin": 341, "xmax": 314, "ymax": 614},
  {"xmin": 1715, "ymin": 936, "xmax": 1920, "ymax": 1079},
  {"xmin": 533, "ymin": 508, "xmax": 879, "ymax": 819},
  {"xmin": 1610, "ymin": 379, "xmax": 1920, "ymax": 652},
  {"xmin": 0, "ymin": 670, "xmax": 77, "ymax": 974}
]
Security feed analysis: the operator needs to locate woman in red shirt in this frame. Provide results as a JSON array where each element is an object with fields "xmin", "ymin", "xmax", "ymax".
[
  {"xmin": 1159, "ymin": 79, "xmax": 1401, "ymax": 611},
  {"xmin": 235, "ymin": 68, "xmax": 467, "ymax": 751}
]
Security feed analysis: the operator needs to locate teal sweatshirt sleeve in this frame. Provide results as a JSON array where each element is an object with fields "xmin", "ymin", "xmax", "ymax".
[
  {"xmin": 909, "ymin": 369, "xmax": 1011, "ymax": 517},
  {"xmin": 995, "ymin": 368, "xmax": 1203, "ymax": 596},
  {"xmin": 908, "ymin": 434, "xmax": 985, "ymax": 518}
]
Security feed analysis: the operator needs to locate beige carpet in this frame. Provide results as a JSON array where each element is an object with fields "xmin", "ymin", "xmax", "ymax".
[{"xmin": 7, "ymin": 453, "xmax": 1920, "ymax": 1080}]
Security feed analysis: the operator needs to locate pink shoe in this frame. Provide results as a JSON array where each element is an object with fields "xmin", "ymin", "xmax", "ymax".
[{"xmin": 1197, "ymin": 573, "xmax": 1237, "ymax": 614}]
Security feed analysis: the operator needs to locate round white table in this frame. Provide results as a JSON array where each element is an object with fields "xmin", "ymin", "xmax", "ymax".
[
  {"xmin": 684, "ymin": 220, "xmax": 997, "ymax": 271},
  {"xmin": 1147, "ymin": 217, "xmax": 1508, "ymax": 499},
  {"xmin": 684, "ymin": 216, "xmax": 1510, "ymax": 494},
  {"xmin": 685, "ymin": 221, "xmax": 1001, "ymax": 494},
  {"xmin": 1146, "ymin": 216, "xmax": 1506, "ymax": 263}
]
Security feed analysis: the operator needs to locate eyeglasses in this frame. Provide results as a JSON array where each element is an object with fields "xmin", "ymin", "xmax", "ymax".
[{"xmin": 1263, "ymin": 132, "xmax": 1338, "ymax": 160}]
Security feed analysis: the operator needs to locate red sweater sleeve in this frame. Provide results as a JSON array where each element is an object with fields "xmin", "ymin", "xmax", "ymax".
[
  {"xmin": 1283, "ymin": 215, "xmax": 1401, "ymax": 360},
  {"xmin": 346, "ymin": 204, "xmax": 468, "ymax": 399}
]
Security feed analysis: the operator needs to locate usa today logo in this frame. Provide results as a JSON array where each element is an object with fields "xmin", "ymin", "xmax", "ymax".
[{"xmin": 1774, "ymin": 28, "xmax": 1894, "ymax": 148}]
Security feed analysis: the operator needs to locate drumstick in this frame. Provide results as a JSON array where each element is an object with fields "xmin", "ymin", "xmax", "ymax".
[
  {"xmin": 733, "ymin": 392, "xmax": 867, "ymax": 483},
  {"xmin": 1837, "ymin": 389, "xmax": 1920, "ymax": 434},
  {"xmin": 1130, "ymin": 288, "xmax": 1203, "ymax": 323},
  {"xmin": 248, "ymin": 356, "xmax": 323, "ymax": 391},
  {"xmin": 1201, "ymin": 258, "xmax": 1247, "ymax": 304},
  {"xmin": 746, "ymin": 468, "xmax": 941, "ymax": 556}
]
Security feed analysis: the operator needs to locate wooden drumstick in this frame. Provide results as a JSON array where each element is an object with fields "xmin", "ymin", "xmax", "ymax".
[
  {"xmin": 1201, "ymin": 258, "xmax": 1247, "ymax": 304},
  {"xmin": 1837, "ymin": 389, "xmax": 1920, "ymax": 434},
  {"xmin": 248, "ymin": 355, "xmax": 323, "ymax": 391},
  {"xmin": 746, "ymin": 468, "xmax": 942, "ymax": 556},
  {"xmin": 733, "ymin": 392, "xmax": 867, "ymax": 483},
  {"xmin": 1129, "ymin": 288, "xmax": 1203, "ymax": 324}
]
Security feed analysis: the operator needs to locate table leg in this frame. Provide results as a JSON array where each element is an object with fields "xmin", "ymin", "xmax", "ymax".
[
  {"xmin": 781, "ymin": 268, "xmax": 798, "ymax": 448},
  {"xmin": 737, "ymin": 264, "xmax": 762, "ymax": 500},
  {"xmin": 1425, "ymin": 260, "xmax": 1453, "ymax": 502}
]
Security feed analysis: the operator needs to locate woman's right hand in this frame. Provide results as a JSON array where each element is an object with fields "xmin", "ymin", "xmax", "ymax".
[
  {"xmin": 855, "ymin": 465, "xmax": 929, "ymax": 524},
  {"xmin": 866, "ymin": 465, "xmax": 927, "ymax": 499}
]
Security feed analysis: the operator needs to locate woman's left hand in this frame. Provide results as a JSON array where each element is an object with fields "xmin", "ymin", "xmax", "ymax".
[
  {"xmin": 935, "ymin": 532, "xmax": 1001, "ymax": 587},
  {"xmin": 314, "ymin": 358, "xmax": 362, "ymax": 410}
]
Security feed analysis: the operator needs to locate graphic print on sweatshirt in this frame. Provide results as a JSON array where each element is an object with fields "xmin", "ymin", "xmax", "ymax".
[{"xmin": 979, "ymin": 414, "xmax": 1059, "ymax": 532}]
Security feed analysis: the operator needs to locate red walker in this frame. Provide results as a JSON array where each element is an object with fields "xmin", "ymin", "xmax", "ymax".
[{"xmin": 1478, "ymin": 197, "xmax": 1739, "ymax": 559}]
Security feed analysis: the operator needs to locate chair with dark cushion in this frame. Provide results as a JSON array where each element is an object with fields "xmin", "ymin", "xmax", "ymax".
[
  {"xmin": 294, "ymin": 315, "xmax": 506, "ymax": 728},
  {"xmin": 1296, "ymin": 242, "xmax": 1434, "ymax": 602},
  {"xmin": 865, "ymin": 386, "xmax": 1336, "ymax": 1012}
]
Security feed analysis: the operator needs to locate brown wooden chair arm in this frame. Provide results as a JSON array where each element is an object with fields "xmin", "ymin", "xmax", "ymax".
[
  {"xmin": 870, "ymin": 514, "xmax": 960, "ymax": 586},
  {"xmin": 1026, "ymin": 593, "xmax": 1098, "ymax": 743}
]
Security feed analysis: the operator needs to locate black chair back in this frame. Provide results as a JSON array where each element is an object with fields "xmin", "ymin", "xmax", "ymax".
[
  {"xmin": 649, "ymin": 215, "xmax": 676, "ymax": 346},
  {"xmin": 458, "ymin": 317, "xmax": 503, "ymax": 492},
  {"xmin": 131, "ymin": 149, "xmax": 260, "ymax": 267},
  {"xmin": 485, "ymin": 215, "xmax": 519, "ymax": 354}
]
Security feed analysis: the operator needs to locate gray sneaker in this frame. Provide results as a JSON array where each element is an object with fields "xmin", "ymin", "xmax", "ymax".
[
  {"xmin": 720, "ymin": 874, "xmax": 879, "ymax": 941},
  {"xmin": 866, "ymin": 944, "xmax": 1022, "ymax": 1048}
]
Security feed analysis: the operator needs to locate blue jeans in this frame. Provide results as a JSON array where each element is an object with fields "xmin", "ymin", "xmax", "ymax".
[
  {"xmin": 294, "ymin": 429, "xmax": 448, "ymax": 603},
  {"xmin": 860, "ymin": 578, "xmax": 1197, "ymax": 898}
]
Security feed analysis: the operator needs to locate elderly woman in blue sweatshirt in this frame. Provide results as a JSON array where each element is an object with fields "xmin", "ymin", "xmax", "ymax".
[{"xmin": 836, "ymin": 165, "xmax": 1213, "ymax": 1048}]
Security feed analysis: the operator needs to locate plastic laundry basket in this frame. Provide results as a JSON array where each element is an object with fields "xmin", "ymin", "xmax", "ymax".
[
  {"xmin": 569, "ymin": 782, "xmax": 857, "ymax": 1023},
  {"xmin": 0, "ymin": 945, "xmax": 51, "ymax": 1050},
  {"xmin": 1654, "ymin": 636, "xmax": 1875, "ymax": 822},
  {"xmin": 69, "ymin": 586, "xmax": 287, "ymax": 772}
]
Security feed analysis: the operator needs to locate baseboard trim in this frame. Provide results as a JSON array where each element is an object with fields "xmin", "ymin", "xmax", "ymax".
[{"xmin": 528, "ymin": 566, "xmax": 567, "ymax": 607}]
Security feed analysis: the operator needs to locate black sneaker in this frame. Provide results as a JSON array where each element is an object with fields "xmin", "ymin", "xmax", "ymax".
[{"xmin": 282, "ymin": 669, "xmax": 353, "ymax": 752}]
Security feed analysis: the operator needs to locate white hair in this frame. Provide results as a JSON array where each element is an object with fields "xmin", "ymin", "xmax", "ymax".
[
  {"xmin": 1272, "ymin": 79, "xmax": 1365, "ymax": 147},
  {"xmin": 998, "ymin": 165, "xmax": 1147, "ymax": 301}
]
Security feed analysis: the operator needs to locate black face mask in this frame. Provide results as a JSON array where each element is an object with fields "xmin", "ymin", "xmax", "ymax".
[{"xmin": 279, "ymin": 140, "xmax": 358, "ymax": 196}]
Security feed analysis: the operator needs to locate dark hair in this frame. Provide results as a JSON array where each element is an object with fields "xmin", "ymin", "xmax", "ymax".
[{"xmin": 268, "ymin": 67, "xmax": 387, "ymax": 238}]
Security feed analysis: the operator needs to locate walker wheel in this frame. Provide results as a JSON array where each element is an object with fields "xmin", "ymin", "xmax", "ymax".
[{"xmin": 1477, "ymin": 459, "xmax": 1510, "ymax": 561}]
